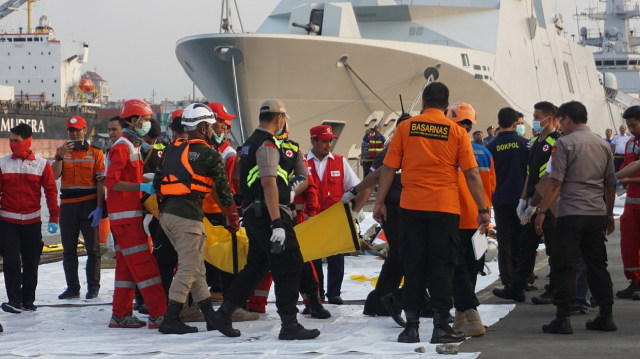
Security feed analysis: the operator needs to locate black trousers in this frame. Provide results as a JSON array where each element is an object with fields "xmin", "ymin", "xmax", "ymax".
[
  {"xmin": 299, "ymin": 261, "xmax": 321, "ymax": 297},
  {"xmin": 453, "ymin": 229, "xmax": 482, "ymax": 312},
  {"xmin": 364, "ymin": 203, "xmax": 403, "ymax": 314},
  {"xmin": 224, "ymin": 209, "xmax": 303, "ymax": 316},
  {"xmin": 0, "ymin": 221, "xmax": 43, "ymax": 305},
  {"xmin": 150, "ymin": 216, "xmax": 178, "ymax": 296},
  {"xmin": 492, "ymin": 202, "xmax": 522, "ymax": 286},
  {"xmin": 511, "ymin": 212, "xmax": 555, "ymax": 291},
  {"xmin": 60, "ymin": 199, "xmax": 101, "ymax": 291},
  {"xmin": 399, "ymin": 208, "xmax": 459, "ymax": 313},
  {"xmin": 551, "ymin": 215, "xmax": 613, "ymax": 317},
  {"xmin": 312, "ymin": 253, "xmax": 344, "ymax": 298}
]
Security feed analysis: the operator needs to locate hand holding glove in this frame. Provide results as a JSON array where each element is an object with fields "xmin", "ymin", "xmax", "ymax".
[
  {"xmin": 516, "ymin": 198, "xmax": 527, "ymax": 222},
  {"xmin": 521, "ymin": 205, "xmax": 535, "ymax": 225},
  {"xmin": 87, "ymin": 207, "xmax": 103, "ymax": 227},
  {"xmin": 224, "ymin": 204, "xmax": 241, "ymax": 233},
  {"xmin": 47, "ymin": 222, "xmax": 58, "ymax": 234},
  {"xmin": 139, "ymin": 181, "xmax": 155, "ymax": 194}
]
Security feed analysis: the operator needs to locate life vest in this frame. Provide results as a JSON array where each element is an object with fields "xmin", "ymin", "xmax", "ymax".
[
  {"xmin": 160, "ymin": 138, "xmax": 214, "ymax": 198},
  {"xmin": 307, "ymin": 153, "xmax": 345, "ymax": 212},
  {"xmin": 239, "ymin": 129, "xmax": 293, "ymax": 207},
  {"xmin": 60, "ymin": 144, "xmax": 104, "ymax": 203},
  {"xmin": 367, "ymin": 134, "xmax": 384, "ymax": 159}
]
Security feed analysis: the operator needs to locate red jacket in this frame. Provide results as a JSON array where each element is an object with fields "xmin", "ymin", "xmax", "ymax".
[
  {"xmin": 307, "ymin": 153, "xmax": 345, "ymax": 212},
  {"xmin": 106, "ymin": 135, "xmax": 143, "ymax": 226},
  {"xmin": 0, "ymin": 155, "xmax": 59, "ymax": 224},
  {"xmin": 294, "ymin": 171, "xmax": 320, "ymax": 223}
]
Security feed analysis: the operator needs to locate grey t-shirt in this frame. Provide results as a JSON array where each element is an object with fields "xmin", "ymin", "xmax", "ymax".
[{"xmin": 549, "ymin": 125, "xmax": 616, "ymax": 217}]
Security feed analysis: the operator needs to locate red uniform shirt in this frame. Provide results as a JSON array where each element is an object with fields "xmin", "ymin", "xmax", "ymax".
[{"xmin": 106, "ymin": 135, "xmax": 143, "ymax": 225}]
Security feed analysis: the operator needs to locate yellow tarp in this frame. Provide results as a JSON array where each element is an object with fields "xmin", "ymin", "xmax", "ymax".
[{"xmin": 202, "ymin": 202, "xmax": 359, "ymax": 273}]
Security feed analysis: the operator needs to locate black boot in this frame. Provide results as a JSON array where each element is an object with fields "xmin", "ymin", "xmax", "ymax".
[
  {"xmin": 431, "ymin": 311, "xmax": 465, "ymax": 344},
  {"xmin": 397, "ymin": 311, "xmax": 420, "ymax": 343},
  {"xmin": 278, "ymin": 313, "xmax": 320, "ymax": 340},
  {"xmin": 212, "ymin": 301, "xmax": 241, "ymax": 337},
  {"xmin": 382, "ymin": 292, "xmax": 406, "ymax": 327},
  {"xmin": 586, "ymin": 306, "xmax": 617, "ymax": 331},
  {"xmin": 307, "ymin": 294, "xmax": 331, "ymax": 319},
  {"xmin": 492, "ymin": 286, "xmax": 525, "ymax": 302},
  {"xmin": 198, "ymin": 297, "xmax": 218, "ymax": 331},
  {"xmin": 542, "ymin": 316, "xmax": 573, "ymax": 334},
  {"xmin": 159, "ymin": 301, "xmax": 198, "ymax": 334}
]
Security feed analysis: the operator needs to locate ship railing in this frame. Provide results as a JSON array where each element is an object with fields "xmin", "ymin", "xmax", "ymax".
[{"xmin": 1, "ymin": 99, "xmax": 97, "ymax": 116}]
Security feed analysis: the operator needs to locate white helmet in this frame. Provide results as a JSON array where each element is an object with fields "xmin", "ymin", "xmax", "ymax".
[
  {"xmin": 181, "ymin": 103, "xmax": 216, "ymax": 127},
  {"xmin": 485, "ymin": 239, "xmax": 498, "ymax": 262}
]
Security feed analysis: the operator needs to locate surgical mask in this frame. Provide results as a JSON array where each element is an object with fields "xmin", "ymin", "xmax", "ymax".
[
  {"xmin": 532, "ymin": 121, "xmax": 542, "ymax": 133},
  {"xmin": 275, "ymin": 117, "xmax": 286, "ymax": 136},
  {"xmin": 137, "ymin": 120, "xmax": 151, "ymax": 137},
  {"xmin": 516, "ymin": 124, "xmax": 525, "ymax": 136},
  {"xmin": 212, "ymin": 131, "xmax": 225, "ymax": 145},
  {"xmin": 141, "ymin": 141, "xmax": 152, "ymax": 152}
]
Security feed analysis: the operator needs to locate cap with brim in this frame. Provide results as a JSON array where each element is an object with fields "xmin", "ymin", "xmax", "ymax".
[
  {"xmin": 310, "ymin": 125, "xmax": 338, "ymax": 141},
  {"xmin": 259, "ymin": 99, "xmax": 289, "ymax": 119},
  {"xmin": 66, "ymin": 116, "xmax": 86, "ymax": 130},
  {"xmin": 207, "ymin": 102, "xmax": 236, "ymax": 122}
]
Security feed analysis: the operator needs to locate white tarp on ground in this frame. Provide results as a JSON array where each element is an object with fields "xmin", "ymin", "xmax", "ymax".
[{"xmin": 0, "ymin": 253, "xmax": 513, "ymax": 358}]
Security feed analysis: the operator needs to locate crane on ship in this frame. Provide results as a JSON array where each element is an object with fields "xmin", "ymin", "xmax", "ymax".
[{"xmin": 0, "ymin": 0, "xmax": 39, "ymax": 33}]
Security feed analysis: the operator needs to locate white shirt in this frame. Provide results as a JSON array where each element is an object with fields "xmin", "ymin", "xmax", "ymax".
[
  {"xmin": 306, "ymin": 151, "xmax": 360, "ymax": 190},
  {"xmin": 612, "ymin": 133, "xmax": 631, "ymax": 155}
]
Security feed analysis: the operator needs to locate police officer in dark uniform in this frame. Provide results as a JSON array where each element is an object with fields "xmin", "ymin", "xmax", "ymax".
[
  {"xmin": 494, "ymin": 101, "xmax": 560, "ymax": 303},
  {"xmin": 212, "ymin": 99, "xmax": 320, "ymax": 340}
]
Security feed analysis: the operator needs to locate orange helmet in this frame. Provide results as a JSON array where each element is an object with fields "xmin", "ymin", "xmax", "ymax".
[
  {"xmin": 446, "ymin": 102, "xmax": 476, "ymax": 124},
  {"xmin": 120, "ymin": 99, "xmax": 153, "ymax": 119},
  {"xmin": 169, "ymin": 109, "xmax": 184, "ymax": 121}
]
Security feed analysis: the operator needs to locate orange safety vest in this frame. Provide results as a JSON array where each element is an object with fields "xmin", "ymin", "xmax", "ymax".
[{"xmin": 160, "ymin": 138, "xmax": 214, "ymax": 197}]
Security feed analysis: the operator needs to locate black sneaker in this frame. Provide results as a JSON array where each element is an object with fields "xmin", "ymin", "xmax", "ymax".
[
  {"xmin": 22, "ymin": 302, "xmax": 37, "ymax": 312},
  {"xmin": 86, "ymin": 288, "xmax": 99, "ymax": 300},
  {"xmin": 586, "ymin": 314, "xmax": 617, "ymax": 331},
  {"xmin": 1, "ymin": 302, "xmax": 22, "ymax": 314},
  {"xmin": 58, "ymin": 288, "xmax": 80, "ymax": 300},
  {"xmin": 542, "ymin": 317, "xmax": 573, "ymax": 334},
  {"xmin": 615, "ymin": 281, "xmax": 639, "ymax": 299},
  {"xmin": 328, "ymin": 296, "xmax": 343, "ymax": 305}
]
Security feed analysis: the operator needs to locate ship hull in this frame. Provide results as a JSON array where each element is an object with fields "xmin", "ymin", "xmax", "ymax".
[
  {"xmin": 176, "ymin": 33, "xmax": 624, "ymax": 158},
  {"xmin": 0, "ymin": 102, "xmax": 97, "ymax": 158}
]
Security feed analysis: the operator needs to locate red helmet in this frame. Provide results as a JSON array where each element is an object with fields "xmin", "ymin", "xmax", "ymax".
[
  {"xmin": 169, "ymin": 109, "xmax": 184, "ymax": 121},
  {"xmin": 120, "ymin": 99, "xmax": 153, "ymax": 119}
]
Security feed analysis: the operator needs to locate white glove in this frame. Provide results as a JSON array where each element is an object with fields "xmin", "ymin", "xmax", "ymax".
[
  {"xmin": 356, "ymin": 209, "xmax": 366, "ymax": 223},
  {"xmin": 341, "ymin": 186, "xmax": 358, "ymax": 204},
  {"xmin": 270, "ymin": 227, "xmax": 286, "ymax": 245},
  {"xmin": 516, "ymin": 199, "xmax": 528, "ymax": 222},
  {"xmin": 521, "ymin": 205, "xmax": 535, "ymax": 225}
]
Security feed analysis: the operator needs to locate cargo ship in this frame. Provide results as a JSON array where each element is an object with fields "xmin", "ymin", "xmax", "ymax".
[{"xmin": 0, "ymin": 0, "xmax": 97, "ymax": 158}]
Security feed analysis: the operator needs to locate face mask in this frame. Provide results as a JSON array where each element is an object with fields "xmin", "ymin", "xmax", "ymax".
[
  {"xmin": 212, "ymin": 131, "xmax": 225, "ymax": 145},
  {"xmin": 122, "ymin": 128, "xmax": 143, "ymax": 147},
  {"xmin": 274, "ymin": 117, "xmax": 286, "ymax": 136},
  {"xmin": 516, "ymin": 124, "xmax": 525, "ymax": 136},
  {"xmin": 532, "ymin": 121, "xmax": 542, "ymax": 133},
  {"xmin": 10, "ymin": 137, "xmax": 32, "ymax": 159},
  {"xmin": 141, "ymin": 141, "xmax": 152, "ymax": 152},
  {"xmin": 137, "ymin": 120, "xmax": 151, "ymax": 137}
]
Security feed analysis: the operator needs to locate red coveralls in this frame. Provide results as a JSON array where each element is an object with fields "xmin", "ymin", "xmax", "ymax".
[
  {"xmin": 106, "ymin": 135, "xmax": 167, "ymax": 318},
  {"xmin": 620, "ymin": 137, "xmax": 640, "ymax": 286}
]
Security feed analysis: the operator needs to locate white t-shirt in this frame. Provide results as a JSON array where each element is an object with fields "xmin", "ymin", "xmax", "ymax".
[{"xmin": 612, "ymin": 133, "xmax": 631, "ymax": 155}]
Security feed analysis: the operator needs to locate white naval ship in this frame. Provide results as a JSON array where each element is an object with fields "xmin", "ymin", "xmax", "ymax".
[{"xmin": 176, "ymin": 0, "xmax": 627, "ymax": 157}]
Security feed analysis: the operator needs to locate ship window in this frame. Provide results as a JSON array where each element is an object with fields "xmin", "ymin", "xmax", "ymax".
[
  {"xmin": 603, "ymin": 60, "xmax": 614, "ymax": 66},
  {"xmin": 473, "ymin": 65, "xmax": 481, "ymax": 70},
  {"xmin": 52, "ymin": 65, "xmax": 54, "ymax": 69},
  {"xmin": 18, "ymin": 80, "xmax": 20, "ymax": 83},
  {"xmin": 28, "ymin": 52, "xmax": 31, "ymax": 55},
  {"xmin": 484, "ymin": 75, "xmax": 489, "ymax": 79},
  {"xmin": 52, "ymin": 93, "xmax": 55, "ymax": 98},
  {"xmin": 21, "ymin": 66, "xmax": 24, "ymax": 70},
  {"xmin": 7, "ymin": 38, "xmax": 12, "ymax": 42},
  {"xmin": 410, "ymin": 27, "xmax": 416, "ymax": 36},
  {"xmin": 27, "ymin": 38, "xmax": 32, "ymax": 42},
  {"xmin": 41, "ymin": 80, "xmax": 43, "ymax": 83},
  {"xmin": 14, "ymin": 37, "xmax": 25, "ymax": 42},
  {"xmin": 8, "ymin": 66, "xmax": 10, "ymax": 69},
  {"xmin": 41, "ymin": 52, "xmax": 43, "ymax": 55},
  {"xmin": 563, "ymin": 61, "xmax": 575, "ymax": 94},
  {"xmin": 482, "ymin": 66, "xmax": 487, "ymax": 71},
  {"xmin": 416, "ymin": 27, "xmax": 424, "ymax": 36},
  {"xmin": 474, "ymin": 74, "xmax": 483, "ymax": 79},
  {"xmin": 34, "ymin": 37, "xmax": 39, "ymax": 42},
  {"xmin": 34, "ymin": 66, "xmax": 37, "ymax": 69},
  {"xmin": 54, "ymin": 79, "xmax": 57, "ymax": 83},
  {"xmin": 48, "ymin": 52, "xmax": 50, "ymax": 55},
  {"xmin": 461, "ymin": 54, "xmax": 469, "ymax": 67},
  {"xmin": 616, "ymin": 60, "xmax": 627, "ymax": 65},
  {"xmin": 27, "ymin": 80, "xmax": 30, "ymax": 83},
  {"xmin": 630, "ymin": 60, "xmax": 639, "ymax": 65},
  {"xmin": 595, "ymin": 60, "xmax": 602, "ymax": 66}
]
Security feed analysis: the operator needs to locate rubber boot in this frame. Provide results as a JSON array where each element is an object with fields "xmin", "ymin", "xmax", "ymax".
[
  {"xmin": 463, "ymin": 308, "xmax": 486, "ymax": 337},
  {"xmin": 278, "ymin": 313, "xmax": 320, "ymax": 340},
  {"xmin": 159, "ymin": 301, "xmax": 198, "ymax": 335},
  {"xmin": 397, "ymin": 311, "xmax": 420, "ymax": 343},
  {"xmin": 212, "ymin": 301, "xmax": 241, "ymax": 337},
  {"xmin": 307, "ymin": 294, "xmax": 331, "ymax": 319},
  {"xmin": 431, "ymin": 311, "xmax": 465, "ymax": 344},
  {"xmin": 452, "ymin": 310, "xmax": 466, "ymax": 332}
]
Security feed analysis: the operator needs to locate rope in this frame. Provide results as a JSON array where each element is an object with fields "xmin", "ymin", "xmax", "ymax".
[{"xmin": 342, "ymin": 61, "xmax": 400, "ymax": 117}]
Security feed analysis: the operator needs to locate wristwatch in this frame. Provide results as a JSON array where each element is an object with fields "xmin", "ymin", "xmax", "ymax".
[
  {"xmin": 55, "ymin": 154, "xmax": 63, "ymax": 161},
  {"xmin": 478, "ymin": 208, "xmax": 489, "ymax": 214},
  {"xmin": 536, "ymin": 207, "xmax": 547, "ymax": 215},
  {"xmin": 348, "ymin": 186, "xmax": 358, "ymax": 196}
]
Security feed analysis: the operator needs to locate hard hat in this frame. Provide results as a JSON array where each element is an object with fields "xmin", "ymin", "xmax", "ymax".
[
  {"xmin": 485, "ymin": 239, "xmax": 498, "ymax": 262},
  {"xmin": 169, "ymin": 109, "xmax": 184, "ymax": 121},
  {"xmin": 181, "ymin": 103, "xmax": 216, "ymax": 127},
  {"xmin": 120, "ymin": 99, "xmax": 153, "ymax": 119},
  {"xmin": 446, "ymin": 102, "xmax": 476, "ymax": 124}
]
